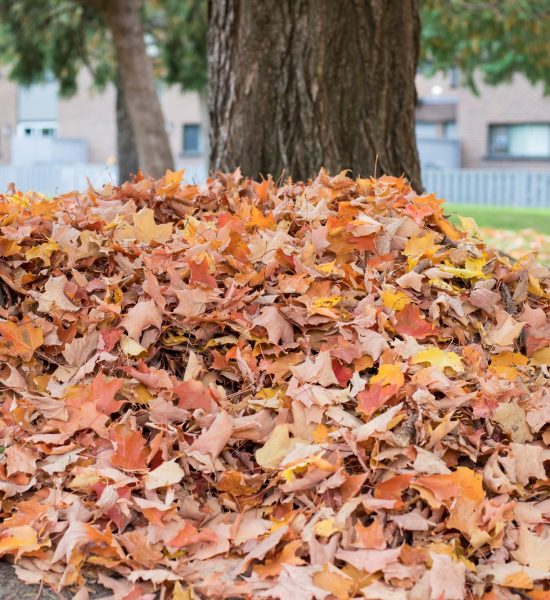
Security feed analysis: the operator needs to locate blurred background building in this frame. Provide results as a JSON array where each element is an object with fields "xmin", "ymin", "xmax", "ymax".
[
  {"xmin": 416, "ymin": 69, "xmax": 550, "ymax": 170},
  {"xmin": 0, "ymin": 67, "xmax": 549, "ymax": 204}
]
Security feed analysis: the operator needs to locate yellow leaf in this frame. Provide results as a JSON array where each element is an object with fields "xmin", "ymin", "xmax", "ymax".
[
  {"xmin": 314, "ymin": 518, "xmax": 341, "ymax": 538},
  {"xmin": 180, "ymin": 215, "xmax": 203, "ymax": 244},
  {"xmin": 412, "ymin": 347, "xmax": 464, "ymax": 373},
  {"xmin": 0, "ymin": 525, "xmax": 39, "ymax": 553},
  {"xmin": 502, "ymin": 571, "xmax": 533, "ymax": 590},
  {"xmin": 490, "ymin": 352, "xmax": 528, "ymax": 367},
  {"xmin": 313, "ymin": 565, "xmax": 354, "ymax": 600},
  {"xmin": 134, "ymin": 384, "xmax": 154, "ymax": 404},
  {"xmin": 441, "ymin": 257, "xmax": 487, "ymax": 280},
  {"xmin": 132, "ymin": 208, "xmax": 173, "ymax": 244},
  {"xmin": 280, "ymin": 454, "xmax": 335, "ymax": 482},
  {"xmin": 312, "ymin": 295, "xmax": 344, "ymax": 309},
  {"xmin": 25, "ymin": 240, "xmax": 59, "ymax": 265},
  {"xmin": 0, "ymin": 319, "xmax": 43, "ymax": 361},
  {"xmin": 528, "ymin": 275, "xmax": 548, "ymax": 298},
  {"xmin": 370, "ymin": 363, "xmax": 404, "ymax": 387},
  {"xmin": 69, "ymin": 468, "xmax": 102, "ymax": 489},
  {"xmin": 120, "ymin": 335, "xmax": 147, "ymax": 356},
  {"xmin": 490, "ymin": 352, "xmax": 528, "ymax": 380},
  {"xmin": 531, "ymin": 346, "xmax": 550, "ymax": 365},
  {"xmin": 429, "ymin": 277, "xmax": 455, "ymax": 292},
  {"xmin": 316, "ymin": 260, "xmax": 336, "ymax": 274},
  {"xmin": 403, "ymin": 233, "xmax": 439, "ymax": 259},
  {"xmin": 204, "ymin": 335, "xmax": 239, "ymax": 348},
  {"xmin": 457, "ymin": 215, "xmax": 482, "ymax": 239},
  {"xmin": 313, "ymin": 424, "xmax": 330, "ymax": 443},
  {"xmin": 157, "ymin": 169, "xmax": 184, "ymax": 195},
  {"xmin": 0, "ymin": 238, "xmax": 21, "ymax": 257},
  {"xmin": 381, "ymin": 287, "xmax": 412, "ymax": 312},
  {"xmin": 173, "ymin": 581, "xmax": 194, "ymax": 600},
  {"xmin": 255, "ymin": 425, "xmax": 296, "ymax": 469}
]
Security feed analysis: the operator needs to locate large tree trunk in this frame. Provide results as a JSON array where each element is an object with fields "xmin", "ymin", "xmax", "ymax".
[
  {"xmin": 115, "ymin": 73, "xmax": 139, "ymax": 184},
  {"xmin": 208, "ymin": 0, "xmax": 422, "ymax": 190},
  {"xmin": 93, "ymin": 0, "xmax": 174, "ymax": 178}
]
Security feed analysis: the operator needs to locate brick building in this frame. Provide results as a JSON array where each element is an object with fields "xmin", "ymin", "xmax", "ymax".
[
  {"xmin": 0, "ymin": 70, "xmax": 207, "ymax": 181},
  {"xmin": 415, "ymin": 72, "xmax": 550, "ymax": 170}
]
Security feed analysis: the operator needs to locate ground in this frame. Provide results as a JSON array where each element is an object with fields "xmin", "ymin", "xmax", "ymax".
[
  {"xmin": 0, "ymin": 562, "xmax": 62, "ymax": 599},
  {"xmin": 0, "ymin": 562, "xmax": 108, "ymax": 599},
  {"xmin": 446, "ymin": 203, "xmax": 550, "ymax": 264}
]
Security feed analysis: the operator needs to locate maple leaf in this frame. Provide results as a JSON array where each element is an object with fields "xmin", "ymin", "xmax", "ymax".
[
  {"xmin": 120, "ymin": 299, "xmax": 163, "ymax": 342},
  {"xmin": 370, "ymin": 363, "xmax": 405, "ymax": 387},
  {"xmin": 412, "ymin": 347, "xmax": 464, "ymax": 373},
  {"xmin": 35, "ymin": 274, "xmax": 79, "ymax": 313},
  {"xmin": 395, "ymin": 304, "xmax": 437, "ymax": 339},
  {"xmin": 90, "ymin": 372, "xmax": 122, "ymax": 415},
  {"xmin": 253, "ymin": 305, "xmax": 295, "ymax": 345},
  {"xmin": 0, "ymin": 525, "xmax": 41, "ymax": 555},
  {"xmin": 0, "ymin": 319, "xmax": 43, "ymax": 361},
  {"xmin": 144, "ymin": 461, "xmax": 184, "ymax": 490},
  {"xmin": 188, "ymin": 257, "xmax": 218, "ymax": 288},
  {"xmin": 110, "ymin": 424, "xmax": 149, "ymax": 471},
  {"xmin": 256, "ymin": 425, "xmax": 296, "ymax": 469},
  {"xmin": 381, "ymin": 287, "xmax": 413, "ymax": 312},
  {"xmin": 132, "ymin": 208, "xmax": 173, "ymax": 243}
]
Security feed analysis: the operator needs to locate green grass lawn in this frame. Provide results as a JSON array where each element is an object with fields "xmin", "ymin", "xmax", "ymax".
[{"xmin": 444, "ymin": 203, "xmax": 550, "ymax": 235}]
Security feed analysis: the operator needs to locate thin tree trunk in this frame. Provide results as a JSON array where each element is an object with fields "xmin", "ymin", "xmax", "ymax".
[
  {"xmin": 208, "ymin": 0, "xmax": 422, "ymax": 190},
  {"xmin": 116, "ymin": 73, "xmax": 139, "ymax": 183},
  {"xmin": 93, "ymin": 0, "xmax": 174, "ymax": 178}
]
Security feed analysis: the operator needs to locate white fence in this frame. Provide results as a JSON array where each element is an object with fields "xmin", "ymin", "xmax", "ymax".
[
  {"xmin": 423, "ymin": 169, "xmax": 550, "ymax": 207},
  {"xmin": 0, "ymin": 164, "xmax": 118, "ymax": 197},
  {"xmin": 1, "ymin": 164, "xmax": 550, "ymax": 207}
]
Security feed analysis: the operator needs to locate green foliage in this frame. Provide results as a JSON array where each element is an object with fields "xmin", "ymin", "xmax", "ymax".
[
  {"xmin": 145, "ymin": 0, "xmax": 207, "ymax": 92},
  {"xmin": 421, "ymin": 0, "xmax": 550, "ymax": 94},
  {"xmin": 0, "ymin": 0, "xmax": 110, "ymax": 96},
  {"xmin": 0, "ymin": 0, "xmax": 207, "ymax": 96},
  {"xmin": 446, "ymin": 203, "xmax": 550, "ymax": 234}
]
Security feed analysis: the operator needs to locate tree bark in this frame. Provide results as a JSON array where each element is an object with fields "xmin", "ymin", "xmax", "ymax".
[
  {"xmin": 93, "ymin": 0, "xmax": 174, "ymax": 178},
  {"xmin": 115, "ymin": 73, "xmax": 139, "ymax": 184},
  {"xmin": 208, "ymin": 0, "xmax": 422, "ymax": 190}
]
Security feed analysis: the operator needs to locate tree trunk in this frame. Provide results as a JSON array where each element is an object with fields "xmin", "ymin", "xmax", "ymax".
[
  {"xmin": 115, "ymin": 73, "xmax": 139, "ymax": 184},
  {"xmin": 94, "ymin": 0, "xmax": 174, "ymax": 178},
  {"xmin": 208, "ymin": 0, "xmax": 422, "ymax": 190}
]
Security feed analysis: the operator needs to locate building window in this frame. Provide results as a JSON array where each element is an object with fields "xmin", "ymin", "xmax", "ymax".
[
  {"xmin": 16, "ymin": 120, "xmax": 58, "ymax": 138},
  {"xmin": 182, "ymin": 124, "xmax": 201, "ymax": 154},
  {"xmin": 489, "ymin": 124, "xmax": 550, "ymax": 159},
  {"xmin": 443, "ymin": 121, "xmax": 457, "ymax": 139},
  {"xmin": 416, "ymin": 121, "xmax": 439, "ymax": 139}
]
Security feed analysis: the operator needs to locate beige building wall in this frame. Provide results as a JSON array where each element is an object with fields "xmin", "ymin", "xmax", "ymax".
[
  {"xmin": 58, "ymin": 71, "xmax": 116, "ymax": 164},
  {"xmin": 416, "ymin": 73, "xmax": 550, "ymax": 169},
  {"xmin": 0, "ymin": 68, "xmax": 207, "ymax": 177},
  {"xmin": 60, "ymin": 71, "xmax": 206, "ymax": 175}
]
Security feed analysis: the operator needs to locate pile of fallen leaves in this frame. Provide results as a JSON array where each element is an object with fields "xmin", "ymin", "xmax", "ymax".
[{"xmin": 0, "ymin": 170, "xmax": 549, "ymax": 600}]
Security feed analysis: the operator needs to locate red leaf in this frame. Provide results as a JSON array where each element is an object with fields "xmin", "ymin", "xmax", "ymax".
[
  {"xmin": 173, "ymin": 379, "xmax": 214, "ymax": 411},
  {"xmin": 331, "ymin": 359, "xmax": 353, "ymax": 387},
  {"xmin": 188, "ymin": 258, "xmax": 217, "ymax": 288},
  {"xmin": 110, "ymin": 424, "xmax": 148, "ymax": 471},
  {"xmin": 91, "ymin": 372, "xmax": 122, "ymax": 415},
  {"xmin": 395, "ymin": 304, "xmax": 437, "ymax": 339},
  {"xmin": 374, "ymin": 473, "xmax": 414, "ymax": 509},
  {"xmin": 357, "ymin": 383, "xmax": 398, "ymax": 417}
]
